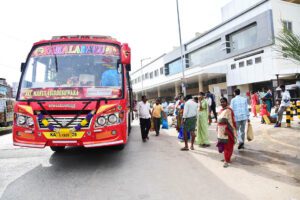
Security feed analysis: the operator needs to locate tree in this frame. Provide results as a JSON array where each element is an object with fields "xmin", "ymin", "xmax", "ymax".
[{"xmin": 276, "ymin": 23, "xmax": 300, "ymax": 64}]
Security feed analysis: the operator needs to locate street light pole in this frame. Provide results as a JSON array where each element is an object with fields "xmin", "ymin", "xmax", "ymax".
[
  {"xmin": 176, "ymin": 0, "xmax": 186, "ymax": 97},
  {"xmin": 140, "ymin": 57, "xmax": 151, "ymax": 96}
]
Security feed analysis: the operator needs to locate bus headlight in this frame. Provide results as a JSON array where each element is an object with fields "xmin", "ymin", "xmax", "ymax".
[
  {"xmin": 17, "ymin": 115, "xmax": 26, "ymax": 125},
  {"xmin": 26, "ymin": 117, "xmax": 34, "ymax": 126},
  {"xmin": 108, "ymin": 114, "xmax": 117, "ymax": 124},
  {"xmin": 97, "ymin": 116, "xmax": 106, "ymax": 126}
]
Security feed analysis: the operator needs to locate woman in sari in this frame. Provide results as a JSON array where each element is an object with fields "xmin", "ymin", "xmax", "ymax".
[
  {"xmin": 196, "ymin": 92, "xmax": 210, "ymax": 147},
  {"xmin": 217, "ymin": 97, "xmax": 237, "ymax": 168}
]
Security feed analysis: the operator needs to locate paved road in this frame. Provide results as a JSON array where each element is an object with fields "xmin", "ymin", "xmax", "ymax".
[{"xmin": 0, "ymin": 118, "xmax": 300, "ymax": 200}]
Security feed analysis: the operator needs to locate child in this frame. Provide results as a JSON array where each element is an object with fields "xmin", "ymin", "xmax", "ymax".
[{"xmin": 260, "ymin": 100, "xmax": 270, "ymax": 124}]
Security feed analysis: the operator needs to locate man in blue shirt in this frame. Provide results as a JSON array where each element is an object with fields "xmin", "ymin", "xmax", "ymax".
[{"xmin": 230, "ymin": 88, "xmax": 250, "ymax": 149}]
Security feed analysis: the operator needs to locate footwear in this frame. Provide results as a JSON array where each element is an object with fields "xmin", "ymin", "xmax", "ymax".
[
  {"xmin": 180, "ymin": 147, "xmax": 189, "ymax": 151},
  {"xmin": 142, "ymin": 138, "xmax": 147, "ymax": 142},
  {"xmin": 190, "ymin": 146, "xmax": 194, "ymax": 150},
  {"xmin": 146, "ymin": 136, "xmax": 149, "ymax": 140},
  {"xmin": 223, "ymin": 162, "xmax": 229, "ymax": 168},
  {"xmin": 155, "ymin": 133, "xmax": 159, "ymax": 136},
  {"xmin": 238, "ymin": 143, "xmax": 244, "ymax": 150},
  {"xmin": 274, "ymin": 123, "xmax": 281, "ymax": 128}
]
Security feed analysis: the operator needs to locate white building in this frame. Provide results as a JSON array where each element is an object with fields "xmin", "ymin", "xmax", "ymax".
[{"xmin": 131, "ymin": 0, "xmax": 300, "ymax": 103}]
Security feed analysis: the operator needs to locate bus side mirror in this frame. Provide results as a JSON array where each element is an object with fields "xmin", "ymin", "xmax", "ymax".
[
  {"xmin": 121, "ymin": 43, "xmax": 131, "ymax": 65},
  {"xmin": 21, "ymin": 62, "xmax": 26, "ymax": 72}
]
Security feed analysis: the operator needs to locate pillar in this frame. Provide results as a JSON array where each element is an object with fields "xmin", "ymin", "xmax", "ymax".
[{"xmin": 198, "ymin": 76, "xmax": 204, "ymax": 93}]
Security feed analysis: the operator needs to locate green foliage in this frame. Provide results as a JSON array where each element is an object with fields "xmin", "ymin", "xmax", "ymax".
[{"xmin": 276, "ymin": 23, "xmax": 300, "ymax": 64}]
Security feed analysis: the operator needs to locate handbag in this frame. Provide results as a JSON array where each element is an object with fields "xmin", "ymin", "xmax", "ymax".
[
  {"xmin": 217, "ymin": 124, "xmax": 228, "ymax": 144},
  {"xmin": 247, "ymin": 123, "xmax": 254, "ymax": 141}
]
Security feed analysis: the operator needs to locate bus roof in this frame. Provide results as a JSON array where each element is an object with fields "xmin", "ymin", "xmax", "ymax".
[{"xmin": 33, "ymin": 35, "xmax": 121, "ymax": 46}]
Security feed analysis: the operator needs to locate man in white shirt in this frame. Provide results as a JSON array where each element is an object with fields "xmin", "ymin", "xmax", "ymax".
[
  {"xmin": 181, "ymin": 95, "xmax": 198, "ymax": 151},
  {"xmin": 275, "ymin": 85, "xmax": 291, "ymax": 127},
  {"xmin": 137, "ymin": 95, "xmax": 152, "ymax": 142}
]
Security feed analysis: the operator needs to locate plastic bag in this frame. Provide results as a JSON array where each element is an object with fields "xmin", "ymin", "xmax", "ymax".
[
  {"xmin": 247, "ymin": 123, "xmax": 254, "ymax": 141},
  {"xmin": 178, "ymin": 126, "xmax": 190, "ymax": 140},
  {"xmin": 162, "ymin": 118, "xmax": 169, "ymax": 129}
]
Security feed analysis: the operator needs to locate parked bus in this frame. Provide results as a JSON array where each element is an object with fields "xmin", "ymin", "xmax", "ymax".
[{"xmin": 13, "ymin": 35, "xmax": 133, "ymax": 151}]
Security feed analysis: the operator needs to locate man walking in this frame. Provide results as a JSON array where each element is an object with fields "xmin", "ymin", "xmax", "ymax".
[
  {"xmin": 181, "ymin": 95, "xmax": 198, "ymax": 151},
  {"xmin": 230, "ymin": 89, "xmax": 250, "ymax": 150},
  {"xmin": 152, "ymin": 98, "xmax": 167, "ymax": 136},
  {"xmin": 275, "ymin": 85, "xmax": 291, "ymax": 127},
  {"xmin": 207, "ymin": 91, "xmax": 218, "ymax": 123},
  {"xmin": 137, "ymin": 95, "xmax": 152, "ymax": 142}
]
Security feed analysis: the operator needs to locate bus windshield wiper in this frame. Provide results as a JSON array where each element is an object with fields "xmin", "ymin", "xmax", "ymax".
[{"xmin": 49, "ymin": 42, "xmax": 58, "ymax": 72}]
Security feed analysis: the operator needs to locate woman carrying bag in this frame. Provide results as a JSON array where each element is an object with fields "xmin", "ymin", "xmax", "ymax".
[{"xmin": 216, "ymin": 97, "xmax": 237, "ymax": 168}]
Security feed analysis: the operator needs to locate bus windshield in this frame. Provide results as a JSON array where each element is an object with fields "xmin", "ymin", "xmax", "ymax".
[{"xmin": 18, "ymin": 43, "xmax": 123, "ymax": 100}]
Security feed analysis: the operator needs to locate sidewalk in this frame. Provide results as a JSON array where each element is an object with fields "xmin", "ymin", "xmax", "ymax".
[{"xmin": 162, "ymin": 115, "xmax": 300, "ymax": 199}]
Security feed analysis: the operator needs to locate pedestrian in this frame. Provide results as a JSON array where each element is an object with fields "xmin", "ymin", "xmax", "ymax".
[
  {"xmin": 176, "ymin": 96, "xmax": 184, "ymax": 131},
  {"xmin": 161, "ymin": 98, "xmax": 168, "ymax": 117},
  {"xmin": 217, "ymin": 97, "xmax": 237, "ymax": 168},
  {"xmin": 259, "ymin": 88, "xmax": 266, "ymax": 104},
  {"xmin": 263, "ymin": 88, "xmax": 273, "ymax": 113},
  {"xmin": 181, "ymin": 95, "xmax": 198, "ymax": 151},
  {"xmin": 207, "ymin": 91, "xmax": 218, "ymax": 123},
  {"xmin": 152, "ymin": 98, "xmax": 166, "ymax": 136},
  {"xmin": 230, "ymin": 88, "xmax": 250, "ymax": 150},
  {"xmin": 133, "ymin": 100, "xmax": 138, "ymax": 120},
  {"xmin": 250, "ymin": 91, "xmax": 259, "ymax": 117},
  {"xmin": 205, "ymin": 93, "xmax": 212, "ymax": 125},
  {"xmin": 260, "ymin": 99, "xmax": 270, "ymax": 124},
  {"xmin": 274, "ymin": 85, "xmax": 291, "ymax": 127},
  {"xmin": 196, "ymin": 92, "xmax": 210, "ymax": 147},
  {"xmin": 137, "ymin": 95, "xmax": 152, "ymax": 142}
]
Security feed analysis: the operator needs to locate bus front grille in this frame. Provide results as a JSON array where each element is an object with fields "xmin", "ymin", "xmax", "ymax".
[{"xmin": 38, "ymin": 117, "xmax": 91, "ymax": 129}]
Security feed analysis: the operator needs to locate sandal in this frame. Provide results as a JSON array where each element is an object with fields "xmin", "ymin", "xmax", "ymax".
[
  {"xmin": 190, "ymin": 146, "xmax": 194, "ymax": 150},
  {"xmin": 180, "ymin": 147, "xmax": 189, "ymax": 151},
  {"xmin": 223, "ymin": 162, "xmax": 229, "ymax": 168}
]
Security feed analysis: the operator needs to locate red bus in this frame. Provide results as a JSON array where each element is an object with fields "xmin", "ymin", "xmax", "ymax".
[{"xmin": 13, "ymin": 35, "xmax": 133, "ymax": 151}]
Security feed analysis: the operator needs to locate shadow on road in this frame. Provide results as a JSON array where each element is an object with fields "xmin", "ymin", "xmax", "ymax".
[{"xmin": 1, "ymin": 124, "xmax": 248, "ymax": 200}]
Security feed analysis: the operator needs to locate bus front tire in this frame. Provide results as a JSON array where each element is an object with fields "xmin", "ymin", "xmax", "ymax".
[
  {"xmin": 50, "ymin": 146, "xmax": 65, "ymax": 152},
  {"xmin": 112, "ymin": 144, "xmax": 125, "ymax": 151}
]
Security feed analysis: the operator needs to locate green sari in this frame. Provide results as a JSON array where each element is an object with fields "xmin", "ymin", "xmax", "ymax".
[{"xmin": 196, "ymin": 99, "xmax": 210, "ymax": 145}]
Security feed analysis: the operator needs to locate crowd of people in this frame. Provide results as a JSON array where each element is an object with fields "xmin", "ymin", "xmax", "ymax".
[{"xmin": 134, "ymin": 84, "xmax": 291, "ymax": 168}]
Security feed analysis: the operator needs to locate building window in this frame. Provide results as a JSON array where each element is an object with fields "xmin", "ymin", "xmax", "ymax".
[
  {"xmin": 160, "ymin": 67, "xmax": 164, "ymax": 75},
  {"xmin": 246, "ymin": 59, "xmax": 253, "ymax": 66},
  {"xmin": 231, "ymin": 64, "xmax": 236, "ymax": 70},
  {"xmin": 166, "ymin": 59, "xmax": 182, "ymax": 76},
  {"xmin": 255, "ymin": 57, "xmax": 262, "ymax": 64},
  {"xmin": 145, "ymin": 73, "xmax": 149, "ymax": 79},
  {"xmin": 283, "ymin": 20, "xmax": 293, "ymax": 32},
  {"xmin": 150, "ymin": 72, "xmax": 153, "ymax": 79},
  {"xmin": 229, "ymin": 23, "xmax": 257, "ymax": 52},
  {"xmin": 189, "ymin": 39, "xmax": 221, "ymax": 67},
  {"xmin": 239, "ymin": 61, "xmax": 244, "ymax": 68},
  {"xmin": 154, "ymin": 70, "xmax": 158, "ymax": 77}
]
